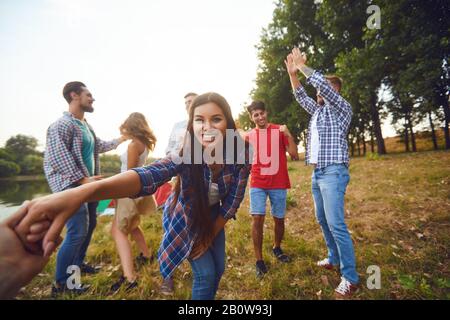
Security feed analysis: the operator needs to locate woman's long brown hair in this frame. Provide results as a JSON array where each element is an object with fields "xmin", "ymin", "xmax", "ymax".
[
  {"xmin": 120, "ymin": 112, "xmax": 157, "ymax": 151},
  {"xmin": 170, "ymin": 92, "xmax": 244, "ymax": 247}
]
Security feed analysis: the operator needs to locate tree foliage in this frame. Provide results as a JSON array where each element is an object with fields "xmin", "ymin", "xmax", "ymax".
[{"xmin": 247, "ymin": 0, "xmax": 449, "ymax": 154}]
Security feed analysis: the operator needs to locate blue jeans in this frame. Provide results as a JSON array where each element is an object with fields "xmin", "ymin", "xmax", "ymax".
[
  {"xmin": 188, "ymin": 224, "xmax": 225, "ymax": 300},
  {"xmin": 249, "ymin": 188, "xmax": 287, "ymax": 218},
  {"xmin": 55, "ymin": 201, "xmax": 98, "ymax": 284},
  {"xmin": 311, "ymin": 164, "xmax": 358, "ymax": 284}
]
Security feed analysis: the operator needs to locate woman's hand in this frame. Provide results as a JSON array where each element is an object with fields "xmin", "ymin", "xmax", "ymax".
[
  {"xmin": 15, "ymin": 171, "xmax": 142, "ymax": 257},
  {"xmin": 14, "ymin": 188, "xmax": 84, "ymax": 257},
  {"xmin": 189, "ymin": 218, "xmax": 226, "ymax": 260},
  {"xmin": 189, "ymin": 240, "xmax": 210, "ymax": 260}
]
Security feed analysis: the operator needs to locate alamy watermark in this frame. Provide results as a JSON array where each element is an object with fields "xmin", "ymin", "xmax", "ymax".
[
  {"xmin": 366, "ymin": 5, "xmax": 381, "ymax": 30},
  {"xmin": 366, "ymin": 265, "xmax": 381, "ymax": 290},
  {"xmin": 66, "ymin": 265, "xmax": 81, "ymax": 289}
]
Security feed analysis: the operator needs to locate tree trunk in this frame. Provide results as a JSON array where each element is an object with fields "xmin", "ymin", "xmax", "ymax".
[
  {"xmin": 404, "ymin": 124, "xmax": 410, "ymax": 152},
  {"xmin": 370, "ymin": 128, "xmax": 375, "ymax": 153},
  {"xmin": 362, "ymin": 133, "xmax": 366, "ymax": 155},
  {"xmin": 350, "ymin": 136, "xmax": 355, "ymax": 156},
  {"xmin": 428, "ymin": 111, "xmax": 438, "ymax": 150},
  {"xmin": 408, "ymin": 117, "xmax": 417, "ymax": 152},
  {"xmin": 441, "ymin": 95, "xmax": 450, "ymax": 149},
  {"xmin": 370, "ymin": 93, "xmax": 386, "ymax": 154},
  {"xmin": 356, "ymin": 133, "xmax": 361, "ymax": 156}
]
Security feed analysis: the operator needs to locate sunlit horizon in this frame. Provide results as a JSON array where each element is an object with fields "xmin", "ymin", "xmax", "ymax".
[{"xmin": 0, "ymin": 0, "xmax": 279, "ymax": 158}]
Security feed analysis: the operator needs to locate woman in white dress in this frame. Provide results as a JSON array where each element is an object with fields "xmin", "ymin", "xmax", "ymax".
[{"xmin": 110, "ymin": 112, "xmax": 157, "ymax": 293}]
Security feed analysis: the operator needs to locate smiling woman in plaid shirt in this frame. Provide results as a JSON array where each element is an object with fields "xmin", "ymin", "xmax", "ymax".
[
  {"xmin": 16, "ymin": 92, "xmax": 251, "ymax": 300},
  {"xmin": 285, "ymin": 48, "xmax": 359, "ymax": 299}
]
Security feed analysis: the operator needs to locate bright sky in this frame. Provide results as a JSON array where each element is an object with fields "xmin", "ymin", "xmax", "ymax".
[
  {"xmin": 0, "ymin": 0, "xmax": 397, "ymax": 158},
  {"xmin": 0, "ymin": 0, "xmax": 277, "ymax": 157}
]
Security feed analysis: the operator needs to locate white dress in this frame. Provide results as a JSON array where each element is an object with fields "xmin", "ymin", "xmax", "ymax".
[
  {"xmin": 120, "ymin": 145, "xmax": 149, "ymax": 172},
  {"xmin": 116, "ymin": 144, "xmax": 153, "ymax": 233}
]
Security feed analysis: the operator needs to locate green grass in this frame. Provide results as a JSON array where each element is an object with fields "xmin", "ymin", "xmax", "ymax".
[{"xmin": 18, "ymin": 150, "xmax": 450, "ymax": 300}]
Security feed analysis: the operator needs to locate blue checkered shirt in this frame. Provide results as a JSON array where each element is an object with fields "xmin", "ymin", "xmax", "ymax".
[
  {"xmin": 294, "ymin": 71, "xmax": 352, "ymax": 168},
  {"xmin": 44, "ymin": 112, "xmax": 120, "ymax": 192},
  {"xmin": 132, "ymin": 157, "xmax": 251, "ymax": 279}
]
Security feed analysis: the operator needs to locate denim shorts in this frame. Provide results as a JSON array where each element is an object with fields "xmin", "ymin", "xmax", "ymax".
[{"xmin": 249, "ymin": 188, "xmax": 287, "ymax": 219}]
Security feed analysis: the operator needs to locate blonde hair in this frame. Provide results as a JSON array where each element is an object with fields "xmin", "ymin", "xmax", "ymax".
[{"xmin": 120, "ymin": 112, "xmax": 156, "ymax": 151}]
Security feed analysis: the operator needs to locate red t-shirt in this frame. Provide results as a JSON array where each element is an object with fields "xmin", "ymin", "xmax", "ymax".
[{"xmin": 248, "ymin": 123, "xmax": 291, "ymax": 189}]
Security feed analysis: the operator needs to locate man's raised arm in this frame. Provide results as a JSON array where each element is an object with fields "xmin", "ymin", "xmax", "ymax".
[{"xmin": 285, "ymin": 53, "xmax": 319, "ymax": 116}]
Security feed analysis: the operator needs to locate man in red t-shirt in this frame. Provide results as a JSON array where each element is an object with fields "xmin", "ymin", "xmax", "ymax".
[{"xmin": 242, "ymin": 101, "xmax": 298, "ymax": 278}]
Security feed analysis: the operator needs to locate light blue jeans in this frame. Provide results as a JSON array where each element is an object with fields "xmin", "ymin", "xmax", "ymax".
[
  {"xmin": 188, "ymin": 229, "xmax": 225, "ymax": 300},
  {"xmin": 55, "ymin": 201, "xmax": 98, "ymax": 284},
  {"xmin": 311, "ymin": 163, "xmax": 358, "ymax": 284},
  {"xmin": 249, "ymin": 188, "xmax": 287, "ymax": 218}
]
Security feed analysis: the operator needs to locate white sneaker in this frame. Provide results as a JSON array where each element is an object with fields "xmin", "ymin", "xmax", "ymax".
[
  {"xmin": 316, "ymin": 258, "xmax": 337, "ymax": 270},
  {"xmin": 335, "ymin": 277, "xmax": 358, "ymax": 298}
]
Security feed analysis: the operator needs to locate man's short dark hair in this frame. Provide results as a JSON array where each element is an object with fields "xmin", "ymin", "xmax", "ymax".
[
  {"xmin": 184, "ymin": 92, "xmax": 198, "ymax": 99},
  {"xmin": 325, "ymin": 75, "xmax": 342, "ymax": 92},
  {"xmin": 246, "ymin": 100, "xmax": 266, "ymax": 116},
  {"xmin": 63, "ymin": 81, "xmax": 86, "ymax": 103}
]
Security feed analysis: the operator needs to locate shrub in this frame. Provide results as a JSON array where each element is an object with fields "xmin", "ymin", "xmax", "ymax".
[
  {"xmin": 366, "ymin": 152, "xmax": 380, "ymax": 161},
  {"xmin": 0, "ymin": 159, "xmax": 21, "ymax": 177},
  {"xmin": 20, "ymin": 154, "xmax": 44, "ymax": 175}
]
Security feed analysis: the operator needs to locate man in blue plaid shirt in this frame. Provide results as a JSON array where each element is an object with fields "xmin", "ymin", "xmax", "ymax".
[
  {"xmin": 285, "ymin": 48, "xmax": 359, "ymax": 298},
  {"xmin": 44, "ymin": 81, "xmax": 128, "ymax": 295}
]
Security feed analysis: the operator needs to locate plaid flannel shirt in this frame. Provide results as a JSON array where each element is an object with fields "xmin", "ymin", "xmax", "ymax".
[
  {"xmin": 294, "ymin": 71, "xmax": 352, "ymax": 168},
  {"xmin": 132, "ymin": 157, "xmax": 251, "ymax": 279},
  {"xmin": 44, "ymin": 111, "xmax": 120, "ymax": 193}
]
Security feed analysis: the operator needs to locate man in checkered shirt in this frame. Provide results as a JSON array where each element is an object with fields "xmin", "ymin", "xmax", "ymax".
[
  {"xmin": 44, "ymin": 81, "xmax": 128, "ymax": 295},
  {"xmin": 285, "ymin": 48, "xmax": 359, "ymax": 298}
]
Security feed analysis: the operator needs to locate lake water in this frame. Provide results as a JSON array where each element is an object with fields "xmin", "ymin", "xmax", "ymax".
[
  {"xmin": 0, "ymin": 178, "xmax": 115, "ymax": 222},
  {"xmin": 0, "ymin": 178, "xmax": 51, "ymax": 221}
]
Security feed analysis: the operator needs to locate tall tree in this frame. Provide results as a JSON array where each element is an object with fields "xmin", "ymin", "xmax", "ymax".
[
  {"xmin": 5, "ymin": 134, "xmax": 40, "ymax": 162},
  {"xmin": 249, "ymin": 0, "xmax": 369, "ymax": 150},
  {"xmin": 370, "ymin": 0, "xmax": 450, "ymax": 149},
  {"xmin": 250, "ymin": 0, "xmax": 448, "ymax": 154},
  {"xmin": 336, "ymin": 46, "xmax": 387, "ymax": 154},
  {"xmin": 245, "ymin": 0, "xmax": 329, "ymax": 148}
]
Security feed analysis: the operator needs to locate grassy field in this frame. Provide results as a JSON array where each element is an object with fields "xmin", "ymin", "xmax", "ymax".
[{"xmin": 18, "ymin": 148, "xmax": 450, "ymax": 300}]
